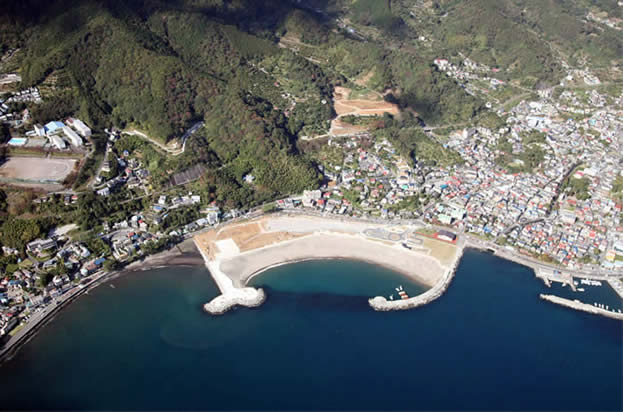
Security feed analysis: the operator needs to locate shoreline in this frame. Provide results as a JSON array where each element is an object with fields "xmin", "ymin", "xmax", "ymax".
[
  {"xmin": 3, "ymin": 214, "xmax": 619, "ymax": 362},
  {"xmin": 0, "ymin": 237, "xmax": 204, "ymax": 364},
  {"xmin": 218, "ymin": 231, "xmax": 447, "ymax": 290},
  {"xmin": 244, "ymin": 255, "xmax": 432, "ymax": 290}
]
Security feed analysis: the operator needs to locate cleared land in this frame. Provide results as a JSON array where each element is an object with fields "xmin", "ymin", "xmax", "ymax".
[
  {"xmin": 329, "ymin": 86, "xmax": 400, "ymax": 137},
  {"xmin": 0, "ymin": 157, "xmax": 76, "ymax": 183}
]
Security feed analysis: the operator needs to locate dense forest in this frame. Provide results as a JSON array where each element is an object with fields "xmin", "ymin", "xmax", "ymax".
[{"xmin": 1, "ymin": 0, "xmax": 621, "ymax": 227}]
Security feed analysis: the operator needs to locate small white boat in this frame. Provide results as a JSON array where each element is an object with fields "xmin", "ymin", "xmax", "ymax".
[
  {"xmin": 577, "ymin": 288, "xmax": 585, "ymax": 292},
  {"xmin": 390, "ymin": 295, "xmax": 394, "ymax": 300}
]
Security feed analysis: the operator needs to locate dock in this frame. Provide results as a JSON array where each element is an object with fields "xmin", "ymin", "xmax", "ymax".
[
  {"xmin": 535, "ymin": 268, "xmax": 576, "ymax": 290},
  {"xmin": 606, "ymin": 278, "xmax": 623, "ymax": 300},
  {"xmin": 539, "ymin": 294, "xmax": 623, "ymax": 321}
]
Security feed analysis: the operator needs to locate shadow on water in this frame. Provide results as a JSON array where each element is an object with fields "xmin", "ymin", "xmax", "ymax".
[{"xmin": 260, "ymin": 286, "xmax": 374, "ymax": 313}]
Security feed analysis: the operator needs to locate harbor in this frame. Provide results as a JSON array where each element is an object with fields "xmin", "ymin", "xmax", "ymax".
[{"xmin": 194, "ymin": 214, "xmax": 461, "ymax": 314}]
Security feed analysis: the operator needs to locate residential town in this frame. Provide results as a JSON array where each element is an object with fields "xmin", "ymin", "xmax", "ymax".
[{"xmin": 1, "ymin": 52, "xmax": 623, "ymax": 341}]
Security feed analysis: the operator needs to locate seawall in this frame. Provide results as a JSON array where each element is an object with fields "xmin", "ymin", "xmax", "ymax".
[
  {"xmin": 539, "ymin": 294, "xmax": 623, "ymax": 321},
  {"xmin": 193, "ymin": 237, "xmax": 265, "ymax": 315},
  {"xmin": 369, "ymin": 245, "xmax": 464, "ymax": 311}
]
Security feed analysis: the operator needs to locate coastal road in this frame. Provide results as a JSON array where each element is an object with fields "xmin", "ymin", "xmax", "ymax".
[{"xmin": 0, "ymin": 269, "xmax": 113, "ymax": 363}]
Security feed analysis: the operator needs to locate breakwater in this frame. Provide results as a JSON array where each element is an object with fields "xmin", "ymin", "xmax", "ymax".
[
  {"xmin": 369, "ymin": 246, "xmax": 464, "ymax": 311},
  {"xmin": 203, "ymin": 288, "xmax": 266, "ymax": 315},
  {"xmin": 193, "ymin": 238, "xmax": 266, "ymax": 315},
  {"xmin": 539, "ymin": 294, "xmax": 623, "ymax": 320}
]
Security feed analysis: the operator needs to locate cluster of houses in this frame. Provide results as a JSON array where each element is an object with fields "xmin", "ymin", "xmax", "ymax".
[
  {"xmin": 433, "ymin": 57, "xmax": 505, "ymax": 104},
  {"xmin": 272, "ymin": 68, "xmax": 623, "ymax": 272},
  {"xmin": 421, "ymin": 88, "xmax": 623, "ymax": 270},
  {"xmin": 110, "ymin": 229, "xmax": 158, "ymax": 261},
  {"xmin": 275, "ymin": 135, "xmax": 424, "ymax": 219},
  {"xmin": 0, "ymin": 233, "xmax": 111, "ymax": 336},
  {"xmin": 5, "ymin": 87, "xmax": 42, "ymax": 104},
  {"xmin": 96, "ymin": 148, "xmax": 151, "ymax": 196}
]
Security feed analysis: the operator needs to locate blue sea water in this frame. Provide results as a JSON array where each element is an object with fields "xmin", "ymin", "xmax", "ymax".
[{"xmin": 0, "ymin": 250, "xmax": 621, "ymax": 410}]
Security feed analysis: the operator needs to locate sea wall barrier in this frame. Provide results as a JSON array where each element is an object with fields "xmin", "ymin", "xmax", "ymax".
[
  {"xmin": 539, "ymin": 294, "xmax": 623, "ymax": 320},
  {"xmin": 193, "ymin": 237, "xmax": 266, "ymax": 315},
  {"xmin": 369, "ymin": 246, "xmax": 464, "ymax": 311}
]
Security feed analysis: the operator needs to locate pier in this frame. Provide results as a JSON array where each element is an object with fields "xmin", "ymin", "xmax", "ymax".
[
  {"xmin": 369, "ymin": 244, "xmax": 464, "ymax": 311},
  {"xmin": 539, "ymin": 294, "xmax": 623, "ymax": 320},
  {"xmin": 535, "ymin": 268, "xmax": 576, "ymax": 290}
]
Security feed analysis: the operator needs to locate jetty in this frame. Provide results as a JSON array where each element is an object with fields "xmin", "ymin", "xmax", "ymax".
[
  {"xmin": 369, "ymin": 244, "xmax": 464, "ymax": 311},
  {"xmin": 539, "ymin": 294, "xmax": 623, "ymax": 321},
  {"xmin": 194, "ymin": 238, "xmax": 265, "ymax": 315}
]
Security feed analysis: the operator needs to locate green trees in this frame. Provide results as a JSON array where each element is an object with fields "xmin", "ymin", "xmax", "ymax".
[
  {"xmin": 565, "ymin": 177, "xmax": 591, "ymax": 201},
  {"xmin": 373, "ymin": 113, "xmax": 462, "ymax": 167},
  {"xmin": 0, "ymin": 218, "xmax": 44, "ymax": 250}
]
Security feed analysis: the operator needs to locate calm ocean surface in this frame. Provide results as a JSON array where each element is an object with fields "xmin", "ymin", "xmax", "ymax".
[{"xmin": 0, "ymin": 250, "xmax": 621, "ymax": 410}]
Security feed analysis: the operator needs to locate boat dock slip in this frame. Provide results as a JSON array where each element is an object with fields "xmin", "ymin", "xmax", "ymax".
[
  {"xmin": 536, "ymin": 268, "xmax": 576, "ymax": 291},
  {"xmin": 539, "ymin": 294, "xmax": 623, "ymax": 321},
  {"xmin": 607, "ymin": 278, "xmax": 623, "ymax": 299}
]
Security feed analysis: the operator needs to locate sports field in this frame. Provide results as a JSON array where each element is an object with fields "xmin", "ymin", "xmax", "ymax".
[{"xmin": 0, "ymin": 157, "xmax": 76, "ymax": 183}]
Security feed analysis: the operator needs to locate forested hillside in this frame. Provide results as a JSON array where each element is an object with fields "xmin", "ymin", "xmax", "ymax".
[{"xmin": 1, "ymin": 0, "xmax": 621, "ymax": 205}]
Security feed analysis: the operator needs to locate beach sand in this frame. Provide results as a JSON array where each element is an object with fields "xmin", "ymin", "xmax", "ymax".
[
  {"xmin": 221, "ymin": 233, "xmax": 444, "ymax": 288},
  {"xmin": 123, "ymin": 237, "xmax": 205, "ymax": 272}
]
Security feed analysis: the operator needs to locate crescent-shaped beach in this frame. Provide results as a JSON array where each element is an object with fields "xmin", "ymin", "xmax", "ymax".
[{"xmin": 194, "ymin": 214, "xmax": 463, "ymax": 314}]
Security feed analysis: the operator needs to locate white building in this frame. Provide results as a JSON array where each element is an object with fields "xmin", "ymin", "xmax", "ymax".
[
  {"xmin": 71, "ymin": 118, "xmax": 91, "ymax": 137},
  {"xmin": 49, "ymin": 135, "xmax": 66, "ymax": 150},
  {"xmin": 34, "ymin": 124, "xmax": 45, "ymax": 137},
  {"xmin": 63, "ymin": 126, "xmax": 82, "ymax": 146}
]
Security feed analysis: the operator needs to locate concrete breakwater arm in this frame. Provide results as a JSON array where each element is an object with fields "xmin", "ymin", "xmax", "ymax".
[
  {"xmin": 193, "ymin": 238, "xmax": 266, "ymax": 315},
  {"xmin": 539, "ymin": 294, "xmax": 623, "ymax": 321},
  {"xmin": 369, "ymin": 247, "xmax": 463, "ymax": 311}
]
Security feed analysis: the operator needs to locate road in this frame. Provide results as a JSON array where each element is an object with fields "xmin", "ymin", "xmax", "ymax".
[
  {"xmin": 0, "ymin": 268, "xmax": 114, "ymax": 362},
  {"xmin": 123, "ymin": 121, "xmax": 204, "ymax": 157}
]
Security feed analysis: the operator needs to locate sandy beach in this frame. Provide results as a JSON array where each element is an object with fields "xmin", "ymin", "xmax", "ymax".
[
  {"xmin": 226, "ymin": 233, "xmax": 444, "ymax": 288},
  {"xmin": 195, "ymin": 215, "xmax": 457, "ymax": 294}
]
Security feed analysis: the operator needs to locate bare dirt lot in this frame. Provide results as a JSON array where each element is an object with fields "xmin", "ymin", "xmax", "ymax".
[
  {"xmin": 0, "ymin": 157, "xmax": 76, "ymax": 183},
  {"xmin": 328, "ymin": 86, "xmax": 400, "ymax": 137}
]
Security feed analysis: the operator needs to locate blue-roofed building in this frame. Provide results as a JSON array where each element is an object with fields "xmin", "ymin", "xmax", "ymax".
[{"xmin": 44, "ymin": 121, "xmax": 65, "ymax": 134}]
